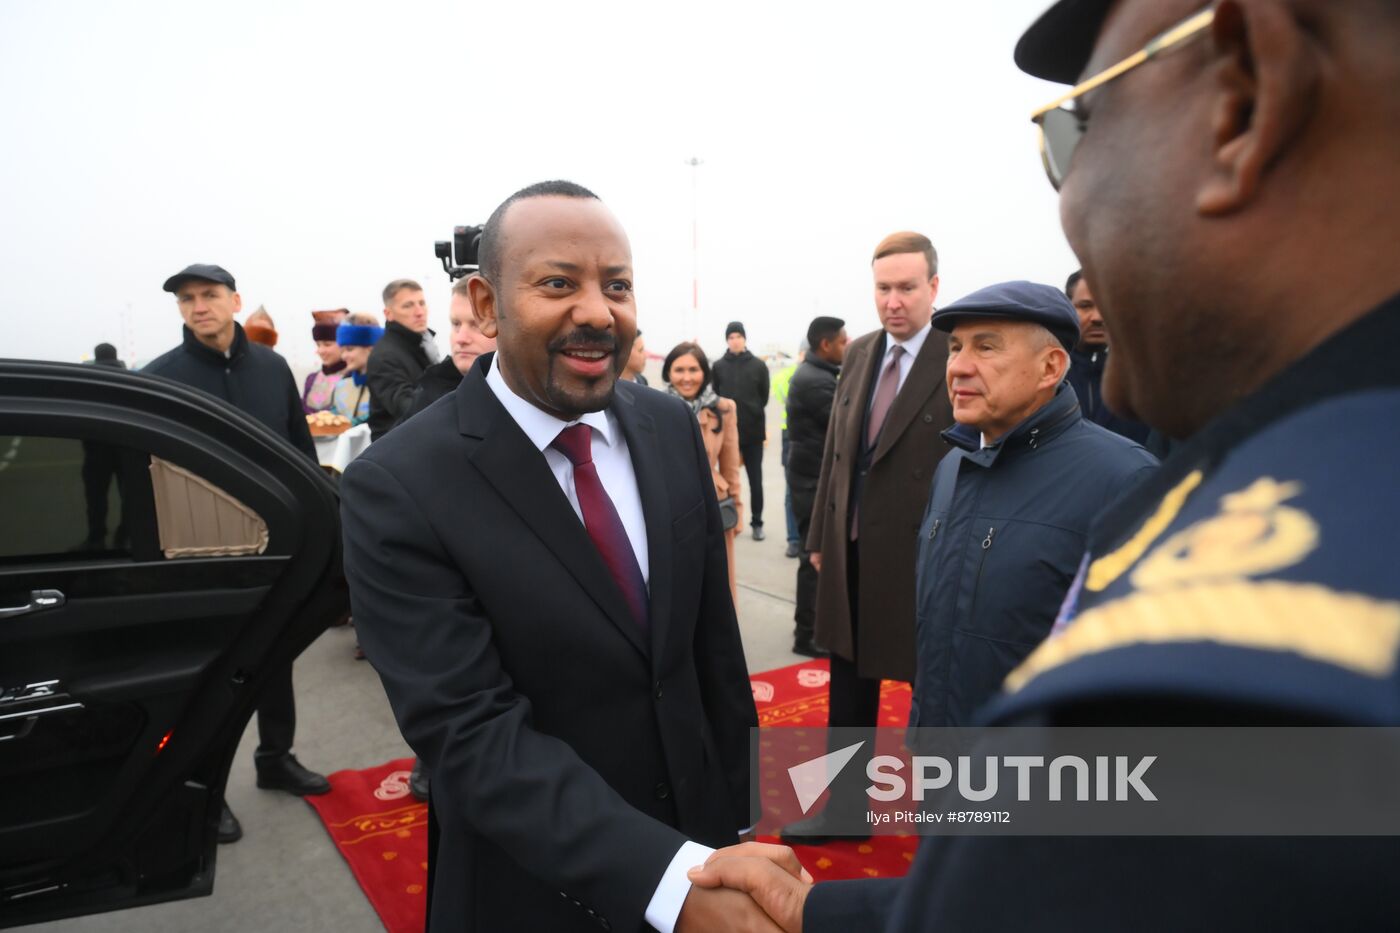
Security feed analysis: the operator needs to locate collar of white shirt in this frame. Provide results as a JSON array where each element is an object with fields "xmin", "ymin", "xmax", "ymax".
[
  {"xmin": 484, "ymin": 354, "xmax": 616, "ymax": 453},
  {"xmin": 883, "ymin": 319, "xmax": 932, "ymax": 364}
]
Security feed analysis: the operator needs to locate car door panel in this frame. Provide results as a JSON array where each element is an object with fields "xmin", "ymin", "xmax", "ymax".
[{"xmin": 0, "ymin": 360, "xmax": 346, "ymax": 927}]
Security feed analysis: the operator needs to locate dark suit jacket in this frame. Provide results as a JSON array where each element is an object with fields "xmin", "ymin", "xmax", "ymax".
[
  {"xmin": 806, "ymin": 327, "xmax": 955, "ymax": 681},
  {"xmin": 340, "ymin": 354, "xmax": 757, "ymax": 932}
]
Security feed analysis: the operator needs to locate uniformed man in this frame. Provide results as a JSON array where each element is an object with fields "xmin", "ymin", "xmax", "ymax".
[{"xmin": 688, "ymin": 0, "xmax": 1400, "ymax": 928}]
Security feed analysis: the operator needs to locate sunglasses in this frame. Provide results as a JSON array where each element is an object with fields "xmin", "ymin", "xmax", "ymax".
[{"xmin": 1030, "ymin": 6, "xmax": 1216, "ymax": 190}]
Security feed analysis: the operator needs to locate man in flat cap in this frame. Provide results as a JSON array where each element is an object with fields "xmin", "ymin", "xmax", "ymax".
[
  {"xmin": 688, "ymin": 0, "xmax": 1400, "ymax": 928},
  {"xmin": 909, "ymin": 281, "xmax": 1154, "ymax": 729},
  {"xmin": 145, "ymin": 263, "xmax": 330, "ymax": 844}
]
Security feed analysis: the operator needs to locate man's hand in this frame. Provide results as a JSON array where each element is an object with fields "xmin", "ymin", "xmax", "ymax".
[
  {"xmin": 808, "ymin": 551, "xmax": 821, "ymax": 573},
  {"xmin": 707, "ymin": 842, "xmax": 813, "ymax": 883},
  {"xmin": 675, "ymin": 885, "xmax": 784, "ymax": 933},
  {"xmin": 688, "ymin": 855, "xmax": 811, "ymax": 933}
]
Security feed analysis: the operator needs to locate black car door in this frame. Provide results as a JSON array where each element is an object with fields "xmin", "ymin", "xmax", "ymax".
[{"xmin": 0, "ymin": 360, "xmax": 347, "ymax": 927}]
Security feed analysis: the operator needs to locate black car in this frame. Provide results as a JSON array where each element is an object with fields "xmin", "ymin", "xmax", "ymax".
[{"xmin": 0, "ymin": 359, "xmax": 346, "ymax": 928}]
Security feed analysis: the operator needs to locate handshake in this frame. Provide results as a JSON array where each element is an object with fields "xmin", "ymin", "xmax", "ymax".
[{"xmin": 677, "ymin": 842, "xmax": 815, "ymax": 933}]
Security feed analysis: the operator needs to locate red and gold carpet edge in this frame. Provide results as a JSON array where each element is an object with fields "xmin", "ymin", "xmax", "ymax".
[{"xmin": 307, "ymin": 659, "xmax": 914, "ymax": 933}]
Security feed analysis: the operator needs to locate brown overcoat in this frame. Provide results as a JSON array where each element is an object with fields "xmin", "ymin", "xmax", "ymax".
[
  {"xmin": 698, "ymin": 397, "xmax": 742, "ymax": 605},
  {"xmin": 805, "ymin": 326, "xmax": 955, "ymax": 682}
]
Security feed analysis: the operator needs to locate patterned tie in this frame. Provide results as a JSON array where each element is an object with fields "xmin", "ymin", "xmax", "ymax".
[
  {"xmin": 551, "ymin": 424, "xmax": 649, "ymax": 632},
  {"xmin": 851, "ymin": 345, "xmax": 906, "ymax": 542},
  {"xmin": 866, "ymin": 344, "xmax": 905, "ymax": 448}
]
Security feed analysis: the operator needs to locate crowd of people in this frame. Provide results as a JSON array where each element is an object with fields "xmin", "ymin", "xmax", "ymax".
[{"xmin": 76, "ymin": 0, "xmax": 1400, "ymax": 927}]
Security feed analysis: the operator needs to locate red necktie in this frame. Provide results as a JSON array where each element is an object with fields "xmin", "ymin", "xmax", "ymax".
[{"xmin": 551, "ymin": 424, "xmax": 649, "ymax": 631}]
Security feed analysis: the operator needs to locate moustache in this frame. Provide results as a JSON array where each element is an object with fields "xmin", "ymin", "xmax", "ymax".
[{"xmin": 549, "ymin": 328, "xmax": 618, "ymax": 353}]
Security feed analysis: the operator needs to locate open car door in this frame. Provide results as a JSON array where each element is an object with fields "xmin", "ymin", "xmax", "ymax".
[{"xmin": 0, "ymin": 360, "xmax": 347, "ymax": 927}]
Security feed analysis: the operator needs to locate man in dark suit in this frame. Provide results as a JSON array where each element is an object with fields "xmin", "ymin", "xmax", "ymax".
[
  {"xmin": 340, "ymin": 181, "xmax": 766, "ymax": 932},
  {"xmin": 781, "ymin": 232, "xmax": 956, "ymax": 843}
]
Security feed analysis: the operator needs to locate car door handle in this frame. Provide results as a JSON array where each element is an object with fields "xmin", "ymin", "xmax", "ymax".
[{"xmin": 0, "ymin": 589, "xmax": 65, "ymax": 619}]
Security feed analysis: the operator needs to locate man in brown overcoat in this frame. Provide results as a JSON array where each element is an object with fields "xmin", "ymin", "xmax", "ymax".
[{"xmin": 781, "ymin": 231, "xmax": 955, "ymax": 843}]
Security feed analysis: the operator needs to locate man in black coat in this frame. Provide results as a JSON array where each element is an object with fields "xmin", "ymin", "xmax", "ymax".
[
  {"xmin": 144, "ymin": 263, "xmax": 330, "ymax": 845},
  {"xmin": 341, "ymin": 181, "xmax": 763, "ymax": 932},
  {"xmin": 711, "ymin": 321, "xmax": 770, "ymax": 540},
  {"xmin": 367, "ymin": 278, "xmax": 439, "ymax": 440},
  {"xmin": 911, "ymin": 282, "xmax": 1156, "ymax": 728},
  {"xmin": 784, "ymin": 316, "xmax": 847, "ymax": 657},
  {"xmin": 400, "ymin": 274, "xmax": 498, "ymax": 429}
]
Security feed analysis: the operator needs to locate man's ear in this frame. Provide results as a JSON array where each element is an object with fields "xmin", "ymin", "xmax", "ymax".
[
  {"xmin": 468, "ymin": 275, "xmax": 500, "ymax": 339},
  {"xmin": 231, "ymin": 291, "xmax": 243, "ymax": 315},
  {"xmin": 1197, "ymin": 0, "xmax": 1321, "ymax": 216},
  {"xmin": 927, "ymin": 274, "xmax": 941, "ymax": 305},
  {"xmin": 1042, "ymin": 346, "xmax": 1070, "ymax": 390}
]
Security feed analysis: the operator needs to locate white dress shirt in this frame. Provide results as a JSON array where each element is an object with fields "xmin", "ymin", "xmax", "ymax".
[
  {"xmin": 486, "ymin": 359, "xmax": 706, "ymax": 932},
  {"xmin": 867, "ymin": 319, "xmax": 933, "ymax": 417},
  {"xmin": 486, "ymin": 359, "xmax": 649, "ymax": 583}
]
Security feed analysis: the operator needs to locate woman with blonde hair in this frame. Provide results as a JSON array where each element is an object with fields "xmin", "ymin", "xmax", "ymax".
[{"xmin": 662, "ymin": 341, "xmax": 743, "ymax": 605}]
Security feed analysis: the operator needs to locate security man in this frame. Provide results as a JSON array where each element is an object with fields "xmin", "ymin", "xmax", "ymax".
[
  {"xmin": 687, "ymin": 0, "xmax": 1400, "ymax": 928},
  {"xmin": 911, "ymin": 281, "xmax": 1155, "ymax": 729},
  {"xmin": 146, "ymin": 264, "xmax": 331, "ymax": 845}
]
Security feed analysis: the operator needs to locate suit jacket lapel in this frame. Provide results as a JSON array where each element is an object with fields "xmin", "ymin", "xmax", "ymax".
[
  {"xmin": 872, "ymin": 330, "xmax": 946, "ymax": 465},
  {"xmin": 610, "ymin": 385, "xmax": 672, "ymax": 667},
  {"xmin": 457, "ymin": 361, "xmax": 649, "ymax": 660},
  {"xmin": 839, "ymin": 334, "xmax": 880, "ymax": 453}
]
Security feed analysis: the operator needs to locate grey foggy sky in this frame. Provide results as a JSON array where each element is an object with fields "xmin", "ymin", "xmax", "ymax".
[{"xmin": 1, "ymin": 0, "xmax": 1076, "ymax": 371}]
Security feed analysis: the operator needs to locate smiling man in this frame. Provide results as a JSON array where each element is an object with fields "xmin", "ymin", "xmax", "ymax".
[{"xmin": 339, "ymin": 181, "xmax": 763, "ymax": 932}]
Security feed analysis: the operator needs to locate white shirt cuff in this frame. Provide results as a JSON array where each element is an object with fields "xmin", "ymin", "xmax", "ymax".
[{"xmin": 644, "ymin": 840, "xmax": 715, "ymax": 933}]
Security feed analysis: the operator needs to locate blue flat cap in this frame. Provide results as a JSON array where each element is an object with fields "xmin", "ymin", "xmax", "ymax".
[{"xmin": 932, "ymin": 280, "xmax": 1081, "ymax": 351}]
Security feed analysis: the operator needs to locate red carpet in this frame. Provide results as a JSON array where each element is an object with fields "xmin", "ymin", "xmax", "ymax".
[
  {"xmin": 306, "ymin": 758, "xmax": 428, "ymax": 933},
  {"xmin": 308, "ymin": 659, "xmax": 913, "ymax": 932},
  {"xmin": 749, "ymin": 659, "xmax": 919, "ymax": 883}
]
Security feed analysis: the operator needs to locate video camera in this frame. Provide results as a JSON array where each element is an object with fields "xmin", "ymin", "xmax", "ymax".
[{"xmin": 435, "ymin": 224, "xmax": 483, "ymax": 281}]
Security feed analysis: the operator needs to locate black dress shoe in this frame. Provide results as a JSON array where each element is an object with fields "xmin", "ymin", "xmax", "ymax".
[
  {"xmin": 409, "ymin": 758, "xmax": 430, "ymax": 802},
  {"xmin": 785, "ymin": 541, "xmax": 801, "ymax": 558},
  {"xmin": 778, "ymin": 809, "xmax": 870, "ymax": 846},
  {"xmin": 218, "ymin": 802, "xmax": 243, "ymax": 844},
  {"xmin": 792, "ymin": 640, "xmax": 828, "ymax": 659},
  {"xmin": 255, "ymin": 754, "xmax": 332, "ymax": 796},
  {"xmin": 751, "ymin": 526, "xmax": 766, "ymax": 541}
]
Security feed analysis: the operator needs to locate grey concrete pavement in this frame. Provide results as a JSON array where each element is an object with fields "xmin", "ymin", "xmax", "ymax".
[{"xmin": 36, "ymin": 402, "xmax": 807, "ymax": 932}]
